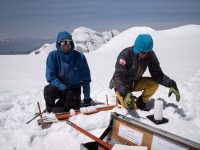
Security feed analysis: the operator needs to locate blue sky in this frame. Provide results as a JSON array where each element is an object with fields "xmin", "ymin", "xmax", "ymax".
[{"xmin": 0, "ymin": 0, "xmax": 200, "ymax": 38}]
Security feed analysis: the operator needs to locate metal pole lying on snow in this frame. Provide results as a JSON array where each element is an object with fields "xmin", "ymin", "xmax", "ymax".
[{"xmin": 26, "ymin": 109, "xmax": 46, "ymax": 124}]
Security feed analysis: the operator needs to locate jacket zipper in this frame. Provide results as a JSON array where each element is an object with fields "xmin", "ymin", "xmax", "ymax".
[{"xmin": 136, "ymin": 59, "xmax": 141, "ymax": 79}]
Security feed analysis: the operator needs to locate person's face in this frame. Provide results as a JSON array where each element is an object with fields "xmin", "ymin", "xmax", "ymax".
[
  {"xmin": 138, "ymin": 52, "xmax": 150, "ymax": 59},
  {"xmin": 59, "ymin": 39, "xmax": 71, "ymax": 53}
]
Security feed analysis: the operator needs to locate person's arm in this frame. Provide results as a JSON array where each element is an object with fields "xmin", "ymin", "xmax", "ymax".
[
  {"xmin": 148, "ymin": 52, "xmax": 172, "ymax": 87},
  {"xmin": 148, "ymin": 52, "xmax": 180, "ymax": 101},
  {"xmin": 46, "ymin": 52, "xmax": 66, "ymax": 91},
  {"xmin": 79, "ymin": 54, "xmax": 91, "ymax": 99},
  {"xmin": 113, "ymin": 51, "xmax": 130, "ymax": 97}
]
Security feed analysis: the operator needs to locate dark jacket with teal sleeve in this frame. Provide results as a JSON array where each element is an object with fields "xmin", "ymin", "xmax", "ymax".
[
  {"xmin": 113, "ymin": 34, "xmax": 173, "ymax": 97},
  {"xmin": 46, "ymin": 31, "xmax": 91, "ymax": 99},
  {"xmin": 113, "ymin": 47, "xmax": 173, "ymax": 97}
]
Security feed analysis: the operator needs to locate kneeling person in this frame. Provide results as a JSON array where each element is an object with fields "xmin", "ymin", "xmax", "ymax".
[
  {"xmin": 110, "ymin": 34, "xmax": 180, "ymax": 111},
  {"xmin": 44, "ymin": 31, "xmax": 92, "ymax": 113}
]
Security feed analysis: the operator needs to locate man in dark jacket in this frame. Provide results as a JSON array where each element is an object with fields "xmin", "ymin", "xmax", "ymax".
[
  {"xmin": 110, "ymin": 34, "xmax": 180, "ymax": 111},
  {"xmin": 44, "ymin": 31, "xmax": 92, "ymax": 113}
]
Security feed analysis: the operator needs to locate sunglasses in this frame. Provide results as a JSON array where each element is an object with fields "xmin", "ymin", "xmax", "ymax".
[
  {"xmin": 58, "ymin": 39, "xmax": 71, "ymax": 46},
  {"xmin": 141, "ymin": 51, "xmax": 151, "ymax": 54}
]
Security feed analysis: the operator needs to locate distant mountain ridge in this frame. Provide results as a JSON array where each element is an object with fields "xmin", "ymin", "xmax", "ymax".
[
  {"xmin": 72, "ymin": 27, "xmax": 120, "ymax": 52},
  {"xmin": 31, "ymin": 27, "xmax": 120, "ymax": 55},
  {"xmin": 0, "ymin": 38, "xmax": 13, "ymax": 45},
  {"xmin": 0, "ymin": 38, "xmax": 54, "ymax": 55}
]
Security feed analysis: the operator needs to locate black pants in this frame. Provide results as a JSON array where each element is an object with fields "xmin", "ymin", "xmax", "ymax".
[{"xmin": 44, "ymin": 84, "xmax": 81, "ymax": 113}]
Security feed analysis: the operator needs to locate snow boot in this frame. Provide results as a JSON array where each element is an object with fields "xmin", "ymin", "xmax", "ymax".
[
  {"xmin": 46, "ymin": 105, "xmax": 53, "ymax": 113},
  {"xmin": 136, "ymin": 96, "xmax": 150, "ymax": 111},
  {"xmin": 44, "ymin": 98, "xmax": 56, "ymax": 113}
]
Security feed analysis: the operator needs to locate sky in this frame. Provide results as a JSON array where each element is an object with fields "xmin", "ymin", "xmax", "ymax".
[{"xmin": 0, "ymin": 0, "xmax": 200, "ymax": 39}]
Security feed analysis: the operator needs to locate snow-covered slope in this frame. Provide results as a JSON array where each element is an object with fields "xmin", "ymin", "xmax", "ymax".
[
  {"xmin": 32, "ymin": 43, "xmax": 56, "ymax": 55},
  {"xmin": 0, "ymin": 25, "xmax": 200, "ymax": 150},
  {"xmin": 31, "ymin": 27, "xmax": 119, "ymax": 55}
]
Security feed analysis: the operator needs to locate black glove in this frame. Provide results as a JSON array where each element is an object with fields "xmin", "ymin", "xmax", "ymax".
[
  {"xmin": 61, "ymin": 88, "xmax": 68, "ymax": 95},
  {"xmin": 83, "ymin": 98, "xmax": 92, "ymax": 107},
  {"xmin": 168, "ymin": 80, "xmax": 180, "ymax": 102},
  {"xmin": 120, "ymin": 90, "xmax": 128, "ymax": 99},
  {"xmin": 168, "ymin": 80, "xmax": 178, "ymax": 91}
]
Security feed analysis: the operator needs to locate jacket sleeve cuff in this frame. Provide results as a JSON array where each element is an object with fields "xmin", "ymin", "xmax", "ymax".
[
  {"xmin": 119, "ymin": 89, "xmax": 128, "ymax": 98},
  {"xmin": 84, "ymin": 94, "xmax": 90, "ymax": 100},
  {"xmin": 59, "ymin": 84, "xmax": 67, "ymax": 91}
]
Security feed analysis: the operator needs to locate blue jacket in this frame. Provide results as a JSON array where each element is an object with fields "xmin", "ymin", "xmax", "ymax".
[{"xmin": 46, "ymin": 31, "xmax": 91, "ymax": 99}]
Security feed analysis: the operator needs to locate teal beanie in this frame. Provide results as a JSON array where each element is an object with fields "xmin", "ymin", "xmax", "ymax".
[{"xmin": 133, "ymin": 34, "xmax": 153, "ymax": 56}]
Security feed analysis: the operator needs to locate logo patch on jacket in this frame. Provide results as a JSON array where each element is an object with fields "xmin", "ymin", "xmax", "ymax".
[{"xmin": 119, "ymin": 59, "xmax": 126, "ymax": 66}]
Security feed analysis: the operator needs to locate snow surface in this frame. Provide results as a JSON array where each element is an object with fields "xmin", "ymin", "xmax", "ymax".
[{"xmin": 0, "ymin": 25, "xmax": 200, "ymax": 150}]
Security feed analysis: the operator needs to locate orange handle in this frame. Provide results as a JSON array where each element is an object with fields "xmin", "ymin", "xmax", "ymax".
[{"xmin": 66, "ymin": 120, "xmax": 113, "ymax": 150}]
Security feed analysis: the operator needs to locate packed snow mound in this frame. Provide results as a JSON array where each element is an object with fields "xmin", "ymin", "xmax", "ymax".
[
  {"xmin": 96, "ymin": 26, "xmax": 157, "ymax": 53},
  {"xmin": 31, "ymin": 27, "xmax": 120, "ymax": 55}
]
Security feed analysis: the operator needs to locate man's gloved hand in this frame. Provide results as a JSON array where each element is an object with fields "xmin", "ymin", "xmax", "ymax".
[
  {"xmin": 61, "ymin": 88, "xmax": 68, "ymax": 95},
  {"xmin": 124, "ymin": 93, "xmax": 137, "ymax": 109},
  {"xmin": 83, "ymin": 98, "xmax": 92, "ymax": 107},
  {"xmin": 168, "ymin": 80, "xmax": 180, "ymax": 102}
]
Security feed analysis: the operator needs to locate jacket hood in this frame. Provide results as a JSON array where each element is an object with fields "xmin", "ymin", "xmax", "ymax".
[
  {"xmin": 133, "ymin": 34, "xmax": 153, "ymax": 56},
  {"xmin": 56, "ymin": 31, "xmax": 75, "ymax": 50}
]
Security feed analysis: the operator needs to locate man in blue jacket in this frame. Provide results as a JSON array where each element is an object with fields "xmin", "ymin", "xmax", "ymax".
[
  {"xmin": 110, "ymin": 34, "xmax": 180, "ymax": 111},
  {"xmin": 44, "ymin": 31, "xmax": 92, "ymax": 113}
]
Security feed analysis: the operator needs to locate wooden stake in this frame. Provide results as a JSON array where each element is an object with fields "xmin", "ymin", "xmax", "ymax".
[
  {"xmin": 37, "ymin": 102, "xmax": 44, "ymax": 129},
  {"xmin": 26, "ymin": 109, "xmax": 46, "ymax": 124},
  {"xmin": 106, "ymin": 95, "xmax": 108, "ymax": 105}
]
